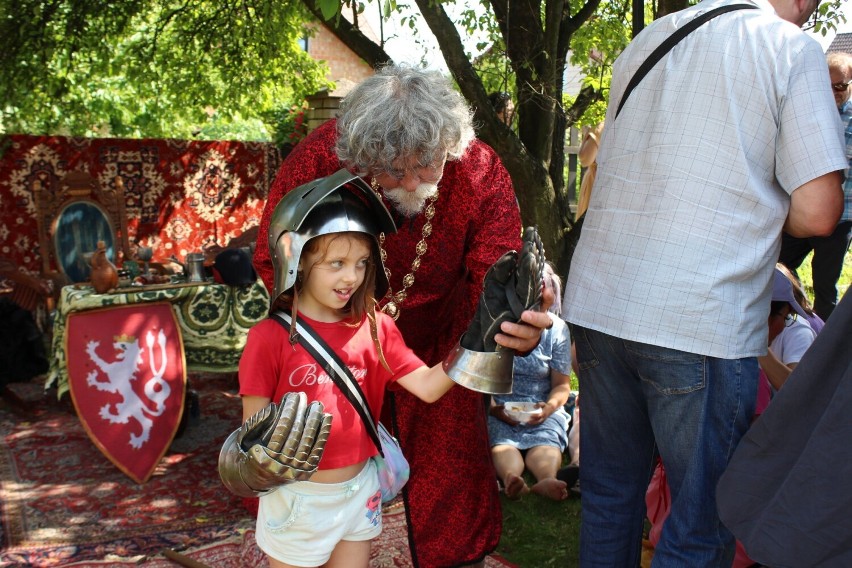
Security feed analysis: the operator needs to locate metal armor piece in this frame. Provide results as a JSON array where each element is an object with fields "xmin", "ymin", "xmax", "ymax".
[
  {"xmin": 444, "ymin": 227, "xmax": 547, "ymax": 395},
  {"xmin": 218, "ymin": 391, "xmax": 333, "ymax": 498},
  {"xmin": 267, "ymin": 168, "xmax": 397, "ymax": 302},
  {"xmin": 442, "ymin": 341, "xmax": 514, "ymax": 394}
]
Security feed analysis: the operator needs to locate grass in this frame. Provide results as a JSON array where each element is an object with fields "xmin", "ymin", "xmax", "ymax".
[
  {"xmin": 494, "ymin": 253, "xmax": 852, "ymax": 567},
  {"xmin": 495, "ymin": 373, "xmax": 582, "ymax": 567},
  {"xmin": 497, "ymin": 491, "xmax": 582, "ymax": 567}
]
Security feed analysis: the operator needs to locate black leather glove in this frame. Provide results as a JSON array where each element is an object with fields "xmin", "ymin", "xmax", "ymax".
[{"xmin": 463, "ymin": 226, "xmax": 546, "ymax": 352}]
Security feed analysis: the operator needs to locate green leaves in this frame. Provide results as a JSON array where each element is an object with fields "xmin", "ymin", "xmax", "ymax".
[
  {"xmin": 809, "ymin": 0, "xmax": 847, "ymax": 36},
  {"xmin": 383, "ymin": 0, "xmax": 397, "ymax": 19},
  {"xmin": 0, "ymin": 0, "xmax": 331, "ymax": 139},
  {"xmin": 316, "ymin": 0, "xmax": 341, "ymax": 20}
]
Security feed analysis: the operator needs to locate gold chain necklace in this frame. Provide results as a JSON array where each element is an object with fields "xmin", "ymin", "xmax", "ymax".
[{"xmin": 370, "ymin": 177, "xmax": 438, "ymax": 320}]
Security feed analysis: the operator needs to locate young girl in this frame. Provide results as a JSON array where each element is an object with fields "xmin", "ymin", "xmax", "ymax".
[{"xmin": 231, "ymin": 173, "xmax": 464, "ymax": 568}]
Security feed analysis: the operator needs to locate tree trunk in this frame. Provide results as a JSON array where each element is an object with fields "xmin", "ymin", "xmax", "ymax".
[{"xmin": 656, "ymin": 0, "xmax": 689, "ymax": 18}]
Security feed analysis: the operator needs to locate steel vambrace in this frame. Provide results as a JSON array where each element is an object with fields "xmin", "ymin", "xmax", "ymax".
[{"xmin": 218, "ymin": 392, "xmax": 333, "ymax": 497}]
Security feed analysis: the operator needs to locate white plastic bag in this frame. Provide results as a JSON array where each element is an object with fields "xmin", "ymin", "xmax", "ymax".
[{"xmin": 372, "ymin": 423, "xmax": 410, "ymax": 503}]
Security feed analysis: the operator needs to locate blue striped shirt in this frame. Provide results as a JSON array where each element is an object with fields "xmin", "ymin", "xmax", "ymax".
[{"xmin": 840, "ymin": 100, "xmax": 852, "ymax": 222}]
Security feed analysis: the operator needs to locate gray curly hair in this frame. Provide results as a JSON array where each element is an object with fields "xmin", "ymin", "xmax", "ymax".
[{"xmin": 335, "ymin": 64, "xmax": 475, "ymax": 178}]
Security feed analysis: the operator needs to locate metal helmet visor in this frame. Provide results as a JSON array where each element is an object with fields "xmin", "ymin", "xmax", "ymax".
[{"xmin": 268, "ymin": 169, "xmax": 397, "ymax": 301}]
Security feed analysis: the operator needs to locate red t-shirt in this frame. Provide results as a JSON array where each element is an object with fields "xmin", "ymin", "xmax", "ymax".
[{"xmin": 239, "ymin": 312, "xmax": 424, "ymax": 469}]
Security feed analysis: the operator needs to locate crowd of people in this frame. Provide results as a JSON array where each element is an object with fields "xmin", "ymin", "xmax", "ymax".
[{"xmin": 221, "ymin": 0, "xmax": 850, "ymax": 565}]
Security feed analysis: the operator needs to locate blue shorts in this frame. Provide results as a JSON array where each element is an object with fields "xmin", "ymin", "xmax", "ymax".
[{"xmin": 255, "ymin": 460, "xmax": 383, "ymax": 567}]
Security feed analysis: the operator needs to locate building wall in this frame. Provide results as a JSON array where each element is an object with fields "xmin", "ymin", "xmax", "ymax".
[
  {"xmin": 308, "ymin": 24, "xmax": 374, "ymax": 84},
  {"xmin": 301, "ymin": 24, "xmax": 376, "ymax": 134}
]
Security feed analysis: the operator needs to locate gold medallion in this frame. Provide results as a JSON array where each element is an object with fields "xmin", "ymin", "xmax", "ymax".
[{"xmin": 382, "ymin": 301, "xmax": 400, "ymax": 320}]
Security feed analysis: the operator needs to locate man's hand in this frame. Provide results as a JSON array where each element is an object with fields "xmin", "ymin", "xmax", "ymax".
[
  {"xmin": 462, "ymin": 227, "xmax": 546, "ymax": 353},
  {"xmin": 493, "ymin": 285, "xmax": 554, "ymax": 353}
]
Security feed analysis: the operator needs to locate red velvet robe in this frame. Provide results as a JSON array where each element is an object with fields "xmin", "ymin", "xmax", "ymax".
[{"xmin": 255, "ymin": 120, "xmax": 522, "ymax": 567}]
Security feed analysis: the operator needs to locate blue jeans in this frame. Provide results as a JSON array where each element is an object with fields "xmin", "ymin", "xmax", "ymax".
[{"xmin": 574, "ymin": 326, "xmax": 757, "ymax": 568}]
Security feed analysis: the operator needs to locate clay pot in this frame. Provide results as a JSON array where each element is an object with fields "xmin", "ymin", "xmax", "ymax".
[{"xmin": 90, "ymin": 240, "xmax": 119, "ymax": 293}]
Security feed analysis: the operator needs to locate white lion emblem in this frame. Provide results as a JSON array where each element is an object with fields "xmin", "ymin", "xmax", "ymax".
[{"xmin": 85, "ymin": 330, "xmax": 173, "ymax": 449}]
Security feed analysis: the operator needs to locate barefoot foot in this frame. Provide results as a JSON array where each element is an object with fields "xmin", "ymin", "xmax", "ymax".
[
  {"xmin": 531, "ymin": 477, "xmax": 569, "ymax": 501},
  {"xmin": 504, "ymin": 473, "xmax": 530, "ymax": 500}
]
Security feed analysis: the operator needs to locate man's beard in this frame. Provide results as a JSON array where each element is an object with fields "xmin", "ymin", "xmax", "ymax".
[{"xmin": 382, "ymin": 183, "xmax": 439, "ymax": 217}]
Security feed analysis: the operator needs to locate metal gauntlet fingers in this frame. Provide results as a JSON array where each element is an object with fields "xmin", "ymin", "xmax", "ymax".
[
  {"xmin": 255, "ymin": 398, "xmax": 332, "ymax": 473},
  {"xmin": 217, "ymin": 392, "xmax": 333, "ymax": 497},
  {"xmin": 461, "ymin": 226, "xmax": 546, "ymax": 353},
  {"xmin": 515, "ymin": 226, "xmax": 545, "ymax": 311}
]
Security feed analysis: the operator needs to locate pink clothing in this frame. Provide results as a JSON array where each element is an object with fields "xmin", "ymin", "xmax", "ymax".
[
  {"xmin": 646, "ymin": 460, "xmax": 756, "ymax": 568},
  {"xmin": 755, "ymin": 368, "xmax": 771, "ymax": 419},
  {"xmin": 239, "ymin": 312, "xmax": 424, "ymax": 469}
]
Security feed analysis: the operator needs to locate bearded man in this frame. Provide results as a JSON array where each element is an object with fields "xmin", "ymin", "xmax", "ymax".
[{"xmin": 254, "ymin": 64, "xmax": 550, "ymax": 567}]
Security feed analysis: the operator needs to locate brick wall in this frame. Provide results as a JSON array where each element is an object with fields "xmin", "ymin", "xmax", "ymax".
[
  {"xmin": 308, "ymin": 24, "xmax": 374, "ymax": 85},
  {"xmin": 303, "ymin": 24, "xmax": 376, "ymax": 133}
]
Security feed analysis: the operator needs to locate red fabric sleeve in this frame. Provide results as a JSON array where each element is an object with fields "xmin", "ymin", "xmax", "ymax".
[{"xmin": 237, "ymin": 322, "xmax": 282, "ymax": 398}]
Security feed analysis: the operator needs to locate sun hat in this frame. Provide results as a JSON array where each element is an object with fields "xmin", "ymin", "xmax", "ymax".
[{"xmin": 772, "ymin": 267, "xmax": 810, "ymax": 321}]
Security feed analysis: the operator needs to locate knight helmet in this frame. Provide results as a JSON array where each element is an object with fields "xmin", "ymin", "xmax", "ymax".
[{"xmin": 267, "ymin": 168, "xmax": 397, "ymax": 302}]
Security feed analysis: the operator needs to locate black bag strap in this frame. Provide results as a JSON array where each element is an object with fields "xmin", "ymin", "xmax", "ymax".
[
  {"xmin": 615, "ymin": 3, "xmax": 758, "ymax": 119},
  {"xmin": 269, "ymin": 311, "xmax": 384, "ymax": 455}
]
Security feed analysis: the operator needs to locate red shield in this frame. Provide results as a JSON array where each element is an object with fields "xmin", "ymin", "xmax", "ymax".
[{"xmin": 66, "ymin": 302, "xmax": 187, "ymax": 483}]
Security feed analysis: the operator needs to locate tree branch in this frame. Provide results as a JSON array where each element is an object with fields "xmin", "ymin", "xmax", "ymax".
[{"xmin": 300, "ymin": 0, "xmax": 390, "ymax": 68}]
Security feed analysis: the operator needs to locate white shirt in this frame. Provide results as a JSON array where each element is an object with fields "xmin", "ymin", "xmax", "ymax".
[
  {"xmin": 770, "ymin": 316, "xmax": 816, "ymax": 365},
  {"xmin": 564, "ymin": 0, "xmax": 846, "ymax": 358}
]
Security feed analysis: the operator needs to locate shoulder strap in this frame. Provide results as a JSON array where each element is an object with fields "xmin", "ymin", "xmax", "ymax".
[
  {"xmin": 269, "ymin": 311, "xmax": 384, "ymax": 454},
  {"xmin": 615, "ymin": 4, "xmax": 758, "ymax": 119}
]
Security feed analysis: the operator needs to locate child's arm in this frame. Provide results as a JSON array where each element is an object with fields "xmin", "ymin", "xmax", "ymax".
[
  {"xmin": 243, "ymin": 395, "xmax": 272, "ymax": 423},
  {"xmin": 758, "ymin": 348, "xmax": 794, "ymax": 391},
  {"xmin": 525, "ymin": 369, "xmax": 572, "ymax": 426},
  {"xmin": 395, "ymin": 364, "xmax": 456, "ymax": 404}
]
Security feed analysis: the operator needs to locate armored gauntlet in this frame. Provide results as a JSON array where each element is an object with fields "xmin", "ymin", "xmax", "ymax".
[
  {"xmin": 218, "ymin": 391, "xmax": 333, "ymax": 497},
  {"xmin": 443, "ymin": 227, "xmax": 546, "ymax": 394}
]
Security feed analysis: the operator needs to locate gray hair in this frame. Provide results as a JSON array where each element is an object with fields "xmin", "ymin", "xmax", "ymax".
[
  {"xmin": 335, "ymin": 64, "xmax": 475, "ymax": 177},
  {"xmin": 827, "ymin": 51, "xmax": 852, "ymax": 75}
]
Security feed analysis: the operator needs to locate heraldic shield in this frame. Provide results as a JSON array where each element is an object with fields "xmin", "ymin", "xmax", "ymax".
[{"xmin": 66, "ymin": 302, "xmax": 187, "ymax": 483}]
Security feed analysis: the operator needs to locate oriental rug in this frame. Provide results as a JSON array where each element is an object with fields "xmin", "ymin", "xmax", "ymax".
[
  {"xmin": 0, "ymin": 135, "xmax": 280, "ymax": 281},
  {"xmin": 0, "ymin": 375, "xmax": 515, "ymax": 567}
]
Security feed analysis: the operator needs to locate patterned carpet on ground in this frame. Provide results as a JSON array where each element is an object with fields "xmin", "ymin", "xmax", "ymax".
[{"xmin": 0, "ymin": 374, "xmax": 514, "ymax": 567}]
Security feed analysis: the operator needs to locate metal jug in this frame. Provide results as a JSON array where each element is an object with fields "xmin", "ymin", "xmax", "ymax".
[{"xmin": 185, "ymin": 252, "xmax": 206, "ymax": 282}]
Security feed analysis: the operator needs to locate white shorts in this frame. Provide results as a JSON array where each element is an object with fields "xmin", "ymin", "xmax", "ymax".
[{"xmin": 256, "ymin": 460, "xmax": 382, "ymax": 567}]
